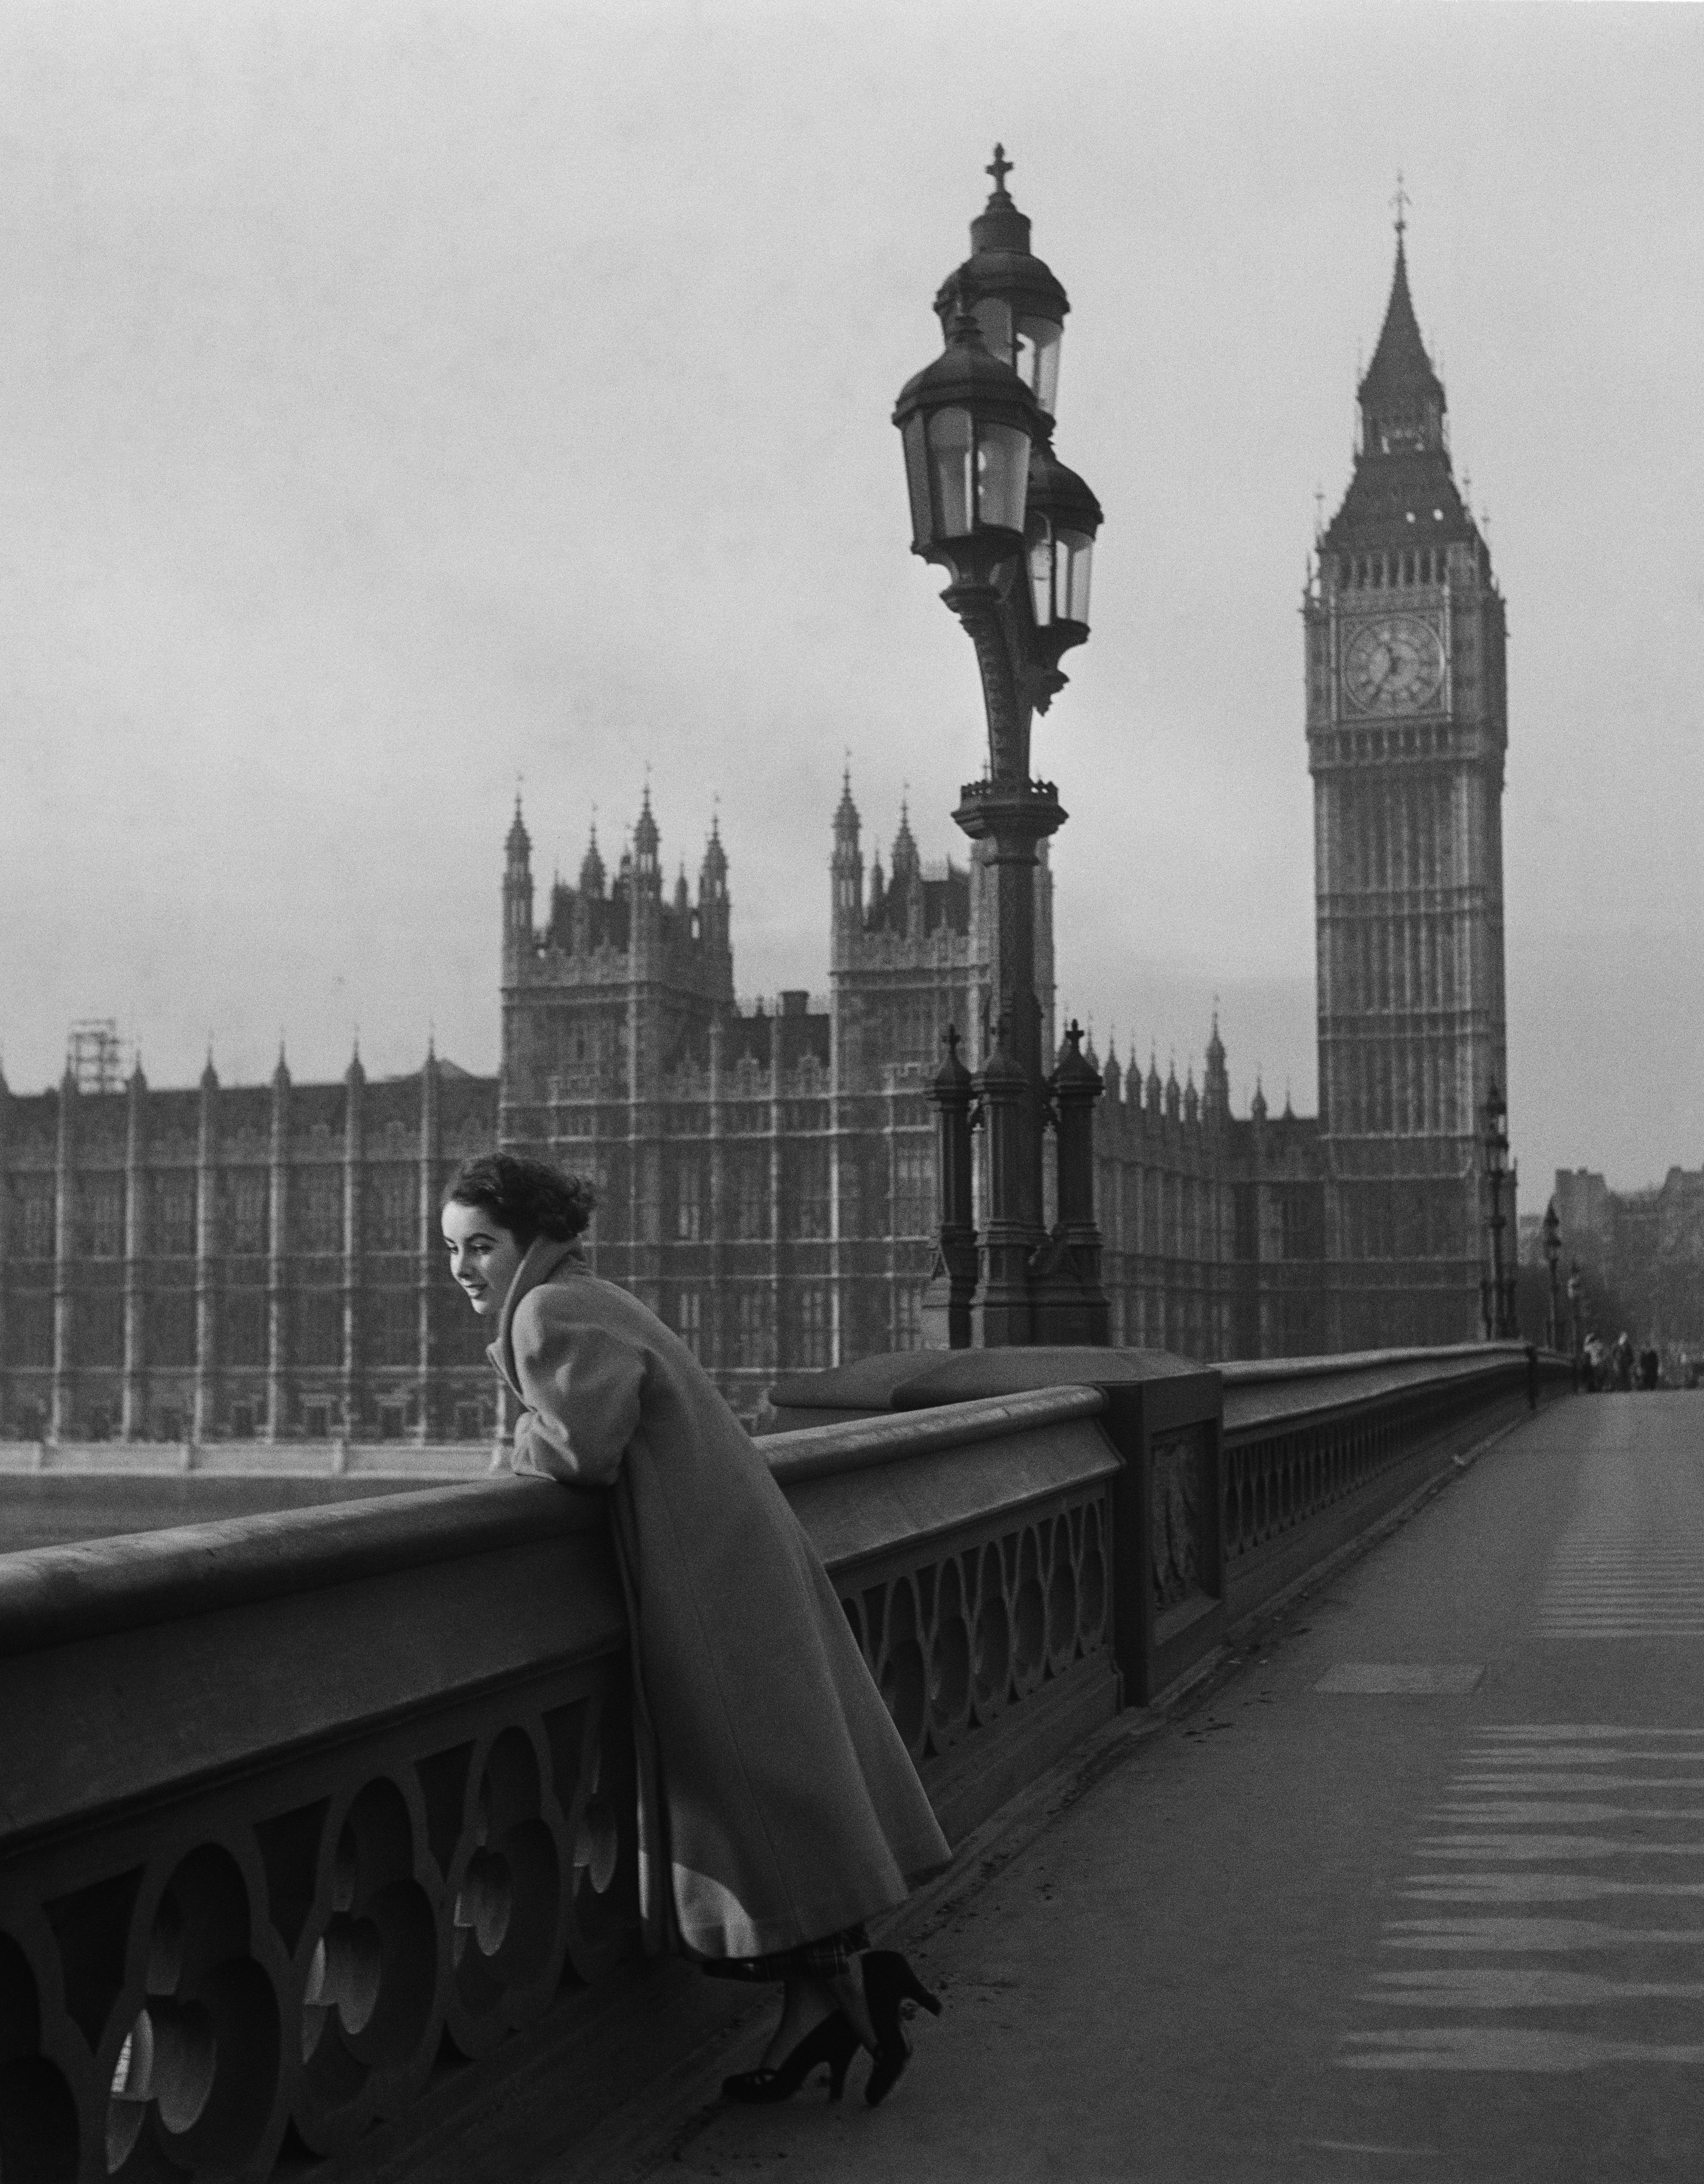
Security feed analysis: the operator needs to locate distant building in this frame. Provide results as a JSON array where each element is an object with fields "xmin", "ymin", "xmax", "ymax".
[
  {"xmin": 0, "ymin": 1050, "xmax": 502, "ymax": 1445},
  {"xmin": 1554, "ymin": 1166, "xmax": 1704, "ymax": 1358}
]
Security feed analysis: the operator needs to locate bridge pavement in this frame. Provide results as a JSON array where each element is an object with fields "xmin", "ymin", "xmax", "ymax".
[{"xmin": 604, "ymin": 1392, "xmax": 1704, "ymax": 2182}]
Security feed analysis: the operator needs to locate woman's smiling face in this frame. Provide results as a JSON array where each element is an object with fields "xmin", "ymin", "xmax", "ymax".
[{"xmin": 442, "ymin": 1201, "xmax": 525, "ymax": 1318}]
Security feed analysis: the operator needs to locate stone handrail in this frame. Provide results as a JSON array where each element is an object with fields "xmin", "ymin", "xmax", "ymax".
[{"xmin": 0, "ymin": 1350, "xmax": 1566, "ymax": 2181}]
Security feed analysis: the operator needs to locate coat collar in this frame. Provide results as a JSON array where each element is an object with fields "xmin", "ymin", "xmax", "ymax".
[{"xmin": 487, "ymin": 1235, "xmax": 590, "ymax": 1391}]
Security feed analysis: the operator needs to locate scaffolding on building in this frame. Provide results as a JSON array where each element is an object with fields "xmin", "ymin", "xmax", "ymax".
[{"xmin": 67, "ymin": 1020, "xmax": 125, "ymax": 1095}]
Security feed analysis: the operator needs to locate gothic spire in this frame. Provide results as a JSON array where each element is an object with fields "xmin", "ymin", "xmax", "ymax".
[
  {"xmin": 891, "ymin": 798, "xmax": 919, "ymax": 885},
  {"xmin": 579, "ymin": 820, "xmax": 606, "ymax": 898},
  {"xmin": 833, "ymin": 764, "xmax": 860, "ymax": 846},
  {"xmin": 1357, "ymin": 219, "xmax": 1446, "ymax": 457},
  {"xmin": 699, "ymin": 811, "xmax": 728, "ymax": 898},
  {"xmin": 633, "ymin": 782, "xmax": 660, "ymax": 860}
]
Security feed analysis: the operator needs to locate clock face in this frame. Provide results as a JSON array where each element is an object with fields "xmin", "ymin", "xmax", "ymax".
[{"xmin": 1342, "ymin": 615, "xmax": 1446, "ymax": 714}]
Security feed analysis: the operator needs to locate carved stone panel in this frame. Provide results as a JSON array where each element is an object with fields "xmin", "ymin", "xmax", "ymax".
[{"xmin": 1150, "ymin": 1428, "xmax": 1206, "ymax": 1613}]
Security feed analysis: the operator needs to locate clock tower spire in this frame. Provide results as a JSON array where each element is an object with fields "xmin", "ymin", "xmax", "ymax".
[{"xmin": 1306, "ymin": 210, "xmax": 1510, "ymax": 1348}]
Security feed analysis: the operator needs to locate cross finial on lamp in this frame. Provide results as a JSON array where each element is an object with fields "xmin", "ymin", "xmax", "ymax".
[{"xmin": 987, "ymin": 143, "xmax": 1013, "ymax": 195}]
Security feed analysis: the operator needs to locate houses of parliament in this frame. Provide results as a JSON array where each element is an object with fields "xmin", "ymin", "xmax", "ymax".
[{"xmin": 0, "ymin": 228, "xmax": 1513, "ymax": 1438}]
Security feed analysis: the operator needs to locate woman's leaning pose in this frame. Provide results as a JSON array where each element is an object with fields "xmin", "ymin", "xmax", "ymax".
[{"xmin": 442, "ymin": 1152, "xmax": 949, "ymax": 2106}]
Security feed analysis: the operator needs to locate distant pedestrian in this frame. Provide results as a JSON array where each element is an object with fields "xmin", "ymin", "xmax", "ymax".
[
  {"xmin": 1640, "ymin": 1345, "xmax": 1661, "ymax": 1391},
  {"xmin": 1582, "ymin": 1334, "xmax": 1603, "ymax": 1392},
  {"xmin": 1614, "ymin": 1334, "xmax": 1635, "ymax": 1392}
]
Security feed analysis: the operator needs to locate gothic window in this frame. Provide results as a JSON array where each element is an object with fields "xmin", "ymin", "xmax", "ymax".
[
  {"xmin": 297, "ymin": 1170, "xmax": 343, "ymax": 1253},
  {"xmin": 790, "ymin": 1284, "xmax": 830, "ymax": 1369},
  {"xmin": 673, "ymin": 1159, "xmax": 705, "ymax": 1241},
  {"xmin": 230, "ymin": 1170, "xmax": 269, "ymax": 1255},
  {"xmin": 734, "ymin": 1286, "xmax": 774, "ymax": 1366},
  {"xmin": 154, "ymin": 1176, "xmax": 197, "ymax": 1258},
  {"xmin": 892, "ymin": 1142, "xmax": 935, "ymax": 1237},
  {"xmin": 674, "ymin": 1289, "xmax": 703, "ymax": 1358},
  {"xmin": 225, "ymin": 1291, "xmax": 269, "ymax": 1367},
  {"xmin": 372, "ymin": 1288, "xmax": 417, "ymax": 1366},
  {"xmin": 150, "ymin": 1289, "xmax": 197, "ymax": 1368},
  {"xmin": 368, "ymin": 1168, "xmax": 416, "ymax": 1253},
  {"xmin": 77, "ymin": 1178, "xmax": 125, "ymax": 1260},
  {"xmin": 295, "ymin": 1291, "xmax": 343, "ymax": 1367},
  {"xmin": 15, "ymin": 1182, "xmax": 54, "ymax": 1261},
  {"xmin": 788, "ymin": 1145, "xmax": 831, "ymax": 1239},
  {"xmin": 734, "ymin": 1155, "xmax": 769, "ymax": 1241},
  {"xmin": 8, "ymin": 1291, "xmax": 52, "ymax": 1368},
  {"xmin": 894, "ymin": 1285, "xmax": 924, "ymax": 1353}
]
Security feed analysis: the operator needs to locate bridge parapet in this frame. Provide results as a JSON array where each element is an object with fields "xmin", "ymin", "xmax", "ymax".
[{"xmin": 0, "ymin": 1349, "xmax": 1569, "ymax": 2182}]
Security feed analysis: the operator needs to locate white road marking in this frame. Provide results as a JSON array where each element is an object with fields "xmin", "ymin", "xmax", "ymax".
[
  {"xmin": 1434, "ymin": 1802, "xmax": 1704, "ymax": 1821},
  {"xmin": 1420, "ymin": 1835, "xmax": 1704, "ymax": 1859},
  {"xmin": 1343, "ymin": 1723, "xmax": 1704, "ymax": 2073},
  {"xmin": 1363, "ymin": 1967, "xmax": 1704, "ymax": 2006},
  {"xmin": 1384, "ymin": 1917, "xmax": 1704, "ymax": 1951},
  {"xmin": 1342, "ymin": 2028, "xmax": 1704, "ymax": 2072}
]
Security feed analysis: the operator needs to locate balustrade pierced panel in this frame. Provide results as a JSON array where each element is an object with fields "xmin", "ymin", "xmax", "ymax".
[
  {"xmin": 0, "ymin": 1661, "xmax": 639, "ymax": 2184},
  {"xmin": 837, "ymin": 1488, "xmax": 1112, "ymax": 1768},
  {"xmin": 1221, "ymin": 1366, "xmax": 1525, "ymax": 1564}
]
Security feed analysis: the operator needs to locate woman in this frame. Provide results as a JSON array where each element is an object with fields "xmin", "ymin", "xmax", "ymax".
[{"xmin": 442, "ymin": 1151, "xmax": 948, "ymax": 2106}]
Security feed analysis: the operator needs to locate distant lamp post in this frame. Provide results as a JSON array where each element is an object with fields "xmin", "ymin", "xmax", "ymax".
[
  {"xmin": 1566, "ymin": 1259, "xmax": 1585, "ymax": 1381},
  {"xmin": 1541, "ymin": 1199, "xmax": 1562, "ymax": 1352},
  {"xmin": 895, "ymin": 146, "xmax": 1107, "ymax": 1348},
  {"xmin": 1480, "ymin": 1077, "xmax": 1513, "ymax": 1341}
]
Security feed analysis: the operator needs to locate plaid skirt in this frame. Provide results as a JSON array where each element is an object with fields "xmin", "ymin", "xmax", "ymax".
[{"xmin": 697, "ymin": 1922, "xmax": 870, "ymax": 1984}]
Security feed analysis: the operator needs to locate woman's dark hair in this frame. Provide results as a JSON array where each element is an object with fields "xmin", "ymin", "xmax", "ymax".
[{"xmin": 443, "ymin": 1152, "xmax": 596, "ymax": 1247}]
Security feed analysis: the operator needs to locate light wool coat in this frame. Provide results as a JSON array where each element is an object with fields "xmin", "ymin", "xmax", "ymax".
[{"xmin": 489, "ymin": 1239, "xmax": 949, "ymax": 1962}]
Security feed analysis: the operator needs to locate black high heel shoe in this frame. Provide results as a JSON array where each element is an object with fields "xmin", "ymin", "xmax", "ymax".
[
  {"xmin": 859, "ymin": 1950, "xmax": 942, "ymax": 2108},
  {"xmin": 721, "ymin": 2009, "xmax": 860, "ymax": 2104}
]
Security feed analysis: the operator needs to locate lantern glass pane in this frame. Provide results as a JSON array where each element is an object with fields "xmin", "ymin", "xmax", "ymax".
[
  {"xmin": 973, "ymin": 297, "xmax": 1015, "ymax": 369},
  {"xmin": 927, "ymin": 407, "xmax": 974, "ymax": 537},
  {"xmin": 1028, "ymin": 523, "xmax": 1054, "ymax": 625},
  {"xmin": 977, "ymin": 423, "xmax": 1030, "ymax": 532},
  {"xmin": 1061, "ymin": 528, "xmax": 1093, "ymax": 624},
  {"xmin": 1017, "ymin": 317, "xmax": 1063, "ymax": 414},
  {"xmin": 902, "ymin": 415, "xmax": 933, "ymax": 545}
]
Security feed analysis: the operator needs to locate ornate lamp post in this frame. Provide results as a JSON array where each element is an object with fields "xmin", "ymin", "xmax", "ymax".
[
  {"xmin": 895, "ymin": 147, "xmax": 1107, "ymax": 1348},
  {"xmin": 1480, "ymin": 1078, "xmax": 1513, "ymax": 1340},
  {"xmin": 1566, "ymin": 1259, "xmax": 1584, "ymax": 1382},
  {"xmin": 1541, "ymin": 1199, "xmax": 1562, "ymax": 1352}
]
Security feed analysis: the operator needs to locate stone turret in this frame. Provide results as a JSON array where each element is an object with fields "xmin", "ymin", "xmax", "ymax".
[
  {"xmin": 503, "ymin": 797, "xmax": 534, "ymax": 978},
  {"xmin": 579, "ymin": 823, "xmax": 606, "ymax": 899},
  {"xmin": 830, "ymin": 770, "xmax": 864, "ymax": 965},
  {"xmin": 1203, "ymin": 1011, "xmax": 1230, "ymax": 1124}
]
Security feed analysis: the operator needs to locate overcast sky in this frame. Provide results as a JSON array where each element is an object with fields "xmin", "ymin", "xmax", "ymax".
[{"xmin": 3, "ymin": 0, "xmax": 1701, "ymax": 1196}]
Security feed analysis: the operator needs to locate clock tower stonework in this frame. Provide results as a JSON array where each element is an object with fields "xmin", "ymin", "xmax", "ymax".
[{"xmin": 1306, "ymin": 227, "xmax": 1510, "ymax": 1348}]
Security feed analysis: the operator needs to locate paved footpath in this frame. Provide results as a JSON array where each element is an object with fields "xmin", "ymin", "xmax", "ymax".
[{"xmin": 622, "ymin": 1393, "xmax": 1704, "ymax": 2183}]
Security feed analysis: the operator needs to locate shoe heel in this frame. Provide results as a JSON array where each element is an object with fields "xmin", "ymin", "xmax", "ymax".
[{"xmin": 827, "ymin": 2013, "xmax": 857, "ymax": 2101}]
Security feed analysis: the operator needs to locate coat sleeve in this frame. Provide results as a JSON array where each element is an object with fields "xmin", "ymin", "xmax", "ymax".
[{"xmin": 509, "ymin": 1290, "xmax": 645, "ymax": 1487}]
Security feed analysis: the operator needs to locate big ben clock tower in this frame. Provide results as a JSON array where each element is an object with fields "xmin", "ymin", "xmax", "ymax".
[{"xmin": 1307, "ymin": 207, "xmax": 1510, "ymax": 1349}]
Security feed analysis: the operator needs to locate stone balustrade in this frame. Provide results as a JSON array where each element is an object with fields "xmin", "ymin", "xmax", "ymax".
[{"xmin": 0, "ymin": 1348, "xmax": 1570, "ymax": 2182}]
